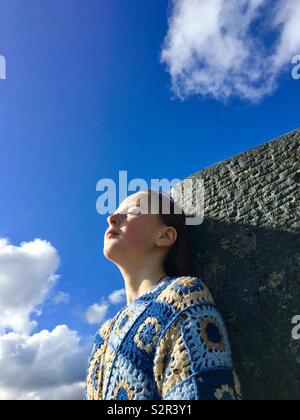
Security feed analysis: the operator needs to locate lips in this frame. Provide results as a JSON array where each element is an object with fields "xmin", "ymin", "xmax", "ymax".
[{"xmin": 106, "ymin": 229, "xmax": 119, "ymax": 238}]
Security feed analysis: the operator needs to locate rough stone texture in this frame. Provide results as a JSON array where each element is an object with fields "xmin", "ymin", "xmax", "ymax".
[{"xmin": 171, "ymin": 129, "xmax": 300, "ymax": 400}]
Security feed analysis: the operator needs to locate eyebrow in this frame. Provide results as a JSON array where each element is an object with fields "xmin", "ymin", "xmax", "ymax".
[{"xmin": 114, "ymin": 197, "xmax": 141, "ymax": 214}]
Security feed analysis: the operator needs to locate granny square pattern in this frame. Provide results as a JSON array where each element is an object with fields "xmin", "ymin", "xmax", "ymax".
[{"xmin": 86, "ymin": 275, "xmax": 242, "ymax": 400}]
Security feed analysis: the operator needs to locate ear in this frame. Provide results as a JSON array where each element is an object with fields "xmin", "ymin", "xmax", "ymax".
[{"xmin": 156, "ymin": 226, "xmax": 177, "ymax": 247}]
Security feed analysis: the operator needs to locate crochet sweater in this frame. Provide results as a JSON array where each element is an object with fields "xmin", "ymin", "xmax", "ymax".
[{"xmin": 86, "ymin": 275, "xmax": 242, "ymax": 400}]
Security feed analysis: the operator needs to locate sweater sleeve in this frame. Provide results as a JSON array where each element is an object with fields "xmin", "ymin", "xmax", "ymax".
[
  {"xmin": 85, "ymin": 318, "xmax": 114, "ymax": 400},
  {"xmin": 153, "ymin": 302, "xmax": 242, "ymax": 400}
]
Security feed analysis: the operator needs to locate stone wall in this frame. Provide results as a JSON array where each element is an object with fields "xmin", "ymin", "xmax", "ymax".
[{"xmin": 171, "ymin": 129, "xmax": 300, "ymax": 400}]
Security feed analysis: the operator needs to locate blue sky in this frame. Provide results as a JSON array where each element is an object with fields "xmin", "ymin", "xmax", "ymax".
[{"xmin": 0, "ymin": 0, "xmax": 299, "ymax": 399}]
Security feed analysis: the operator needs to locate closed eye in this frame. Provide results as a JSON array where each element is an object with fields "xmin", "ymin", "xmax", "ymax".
[
  {"xmin": 126, "ymin": 204, "xmax": 144, "ymax": 214},
  {"xmin": 127, "ymin": 207, "xmax": 140, "ymax": 215}
]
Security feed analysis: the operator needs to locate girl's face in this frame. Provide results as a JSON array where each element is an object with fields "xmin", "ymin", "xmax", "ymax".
[{"xmin": 103, "ymin": 191, "xmax": 166, "ymax": 264}]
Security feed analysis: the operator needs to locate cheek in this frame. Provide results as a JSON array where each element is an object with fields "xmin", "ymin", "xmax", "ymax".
[{"xmin": 123, "ymin": 217, "xmax": 155, "ymax": 247}]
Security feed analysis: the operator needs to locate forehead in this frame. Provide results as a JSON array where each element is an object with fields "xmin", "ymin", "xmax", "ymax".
[
  {"xmin": 116, "ymin": 191, "xmax": 162, "ymax": 214},
  {"xmin": 118, "ymin": 192, "xmax": 148, "ymax": 209}
]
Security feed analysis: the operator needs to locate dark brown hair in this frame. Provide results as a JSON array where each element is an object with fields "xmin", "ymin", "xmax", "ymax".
[{"xmin": 141, "ymin": 188, "xmax": 190, "ymax": 277}]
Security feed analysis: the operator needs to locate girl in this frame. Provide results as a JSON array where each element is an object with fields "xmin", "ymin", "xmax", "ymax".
[{"xmin": 86, "ymin": 188, "xmax": 242, "ymax": 400}]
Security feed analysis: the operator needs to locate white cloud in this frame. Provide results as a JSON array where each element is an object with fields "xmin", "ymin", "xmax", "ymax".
[
  {"xmin": 0, "ymin": 238, "xmax": 60, "ymax": 334},
  {"xmin": 0, "ymin": 325, "xmax": 90, "ymax": 400},
  {"xmin": 108, "ymin": 288, "xmax": 126, "ymax": 304},
  {"xmin": 52, "ymin": 291, "xmax": 71, "ymax": 305},
  {"xmin": 85, "ymin": 302, "xmax": 109, "ymax": 325},
  {"xmin": 0, "ymin": 237, "xmax": 90, "ymax": 400},
  {"xmin": 85, "ymin": 288, "xmax": 126, "ymax": 325},
  {"xmin": 161, "ymin": 0, "xmax": 300, "ymax": 102},
  {"xmin": 0, "ymin": 382, "xmax": 86, "ymax": 401},
  {"xmin": 272, "ymin": 0, "xmax": 300, "ymax": 68}
]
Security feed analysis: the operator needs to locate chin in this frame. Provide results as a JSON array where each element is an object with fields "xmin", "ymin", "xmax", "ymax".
[{"xmin": 103, "ymin": 245, "xmax": 120, "ymax": 262}]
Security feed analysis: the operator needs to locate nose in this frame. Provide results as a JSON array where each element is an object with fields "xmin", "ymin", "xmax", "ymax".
[{"xmin": 107, "ymin": 213, "xmax": 119, "ymax": 226}]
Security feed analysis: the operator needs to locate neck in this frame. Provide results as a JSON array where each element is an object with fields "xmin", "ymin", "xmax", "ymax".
[{"xmin": 118, "ymin": 264, "xmax": 169, "ymax": 305}]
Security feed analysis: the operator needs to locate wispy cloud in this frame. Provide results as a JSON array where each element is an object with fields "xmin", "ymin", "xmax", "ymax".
[
  {"xmin": 85, "ymin": 288, "xmax": 126, "ymax": 325},
  {"xmin": 161, "ymin": 0, "xmax": 300, "ymax": 102},
  {"xmin": 52, "ymin": 291, "xmax": 71, "ymax": 305},
  {"xmin": 85, "ymin": 302, "xmax": 110, "ymax": 325},
  {"xmin": 108, "ymin": 288, "xmax": 126, "ymax": 304}
]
